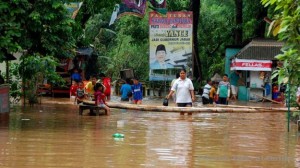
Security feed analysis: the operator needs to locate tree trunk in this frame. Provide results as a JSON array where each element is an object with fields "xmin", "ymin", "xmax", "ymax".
[
  {"xmin": 235, "ymin": 0, "xmax": 243, "ymax": 45},
  {"xmin": 254, "ymin": 6, "xmax": 268, "ymax": 38},
  {"xmin": 189, "ymin": 0, "xmax": 202, "ymax": 82}
]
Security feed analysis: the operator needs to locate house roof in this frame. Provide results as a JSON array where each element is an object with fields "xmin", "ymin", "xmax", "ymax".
[
  {"xmin": 1, "ymin": 49, "xmax": 16, "ymax": 61},
  {"xmin": 231, "ymin": 39, "xmax": 284, "ymax": 60},
  {"xmin": 4, "ymin": 53, "xmax": 16, "ymax": 60}
]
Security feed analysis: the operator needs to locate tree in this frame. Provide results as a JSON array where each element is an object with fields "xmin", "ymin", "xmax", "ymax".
[
  {"xmin": 261, "ymin": 0, "xmax": 300, "ymax": 90},
  {"xmin": 243, "ymin": 0, "xmax": 267, "ymax": 39},
  {"xmin": 234, "ymin": 0, "xmax": 243, "ymax": 45},
  {"xmin": 1, "ymin": 0, "xmax": 79, "ymax": 105},
  {"xmin": 18, "ymin": 0, "xmax": 76, "ymax": 58},
  {"xmin": 0, "ymin": 1, "xmax": 24, "ymax": 61},
  {"xmin": 189, "ymin": 0, "xmax": 202, "ymax": 82}
]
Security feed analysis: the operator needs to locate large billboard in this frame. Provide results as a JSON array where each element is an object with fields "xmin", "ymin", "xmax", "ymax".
[{"xmin": 149, "ymin": 11, "xmax": 193, "ymax": 81}]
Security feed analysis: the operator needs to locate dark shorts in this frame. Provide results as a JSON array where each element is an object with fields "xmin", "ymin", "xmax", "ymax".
[
  {"xmin": 177, "ymin": 102, "xmax": 192, "ymax": 107},
  {"xmin": 121, "ymin": 98, "xmax": 129, "ymax": 101},
  {"xmin": 219, "ymin": 97, "xmax": 228, "ymax": 105},
  {"xmin": 202, "ymin": 96, "xmax": 210, "ymax": 105}
]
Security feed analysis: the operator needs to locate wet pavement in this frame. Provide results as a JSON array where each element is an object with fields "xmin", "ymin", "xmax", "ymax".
[{"xmin": 0, "ymin": 95, "xmax": 300, "ymax": 168}]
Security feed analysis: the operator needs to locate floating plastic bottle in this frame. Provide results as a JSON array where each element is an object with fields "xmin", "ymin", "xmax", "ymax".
[{"xmin": 113, "ymin": 133, "xmax": 124, "ymax": 138}]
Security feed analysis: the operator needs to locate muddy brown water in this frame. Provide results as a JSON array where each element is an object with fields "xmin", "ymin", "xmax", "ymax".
[{"xmin": 0, "ymin": 96, "xmax": 300, "ymax": 168}]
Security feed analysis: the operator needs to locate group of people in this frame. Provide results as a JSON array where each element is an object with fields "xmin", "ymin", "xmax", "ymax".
[
  {"xmin": 201, "ymin": 71, "xmax": 244, "ymax": 105},
  {"xmin": 120, "ymin": 77, "xmax": 143, "ymax": 104},
  {"xmin": 203, "ymin": 71, "xmax": 245, "ymax": 105},
  {"xmin": 201, "ymin": 74, "xmax": 232, "ymax": 105},
  {"xmin": 70, "ymin": 73, "xmax": 112, "ymax": 115},
  {"xmin": 70, "ymin": 67, "xmax": 300, "ymax": 116}
]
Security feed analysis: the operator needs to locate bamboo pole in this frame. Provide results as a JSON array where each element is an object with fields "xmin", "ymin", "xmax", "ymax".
[
  {"xmin": 253, "ymin": 93, "xmax": 284, "ymax": 104},
  {"xmin": 214, "ymin": 104, "xmax": 297, "ymax": 111},
  {"xmin": 82, "ymin": 100, "xmax": 298, "ymax": 113},
  {"xmin": 215, "ymin": 104, "xmax": 270, "ymax": 109}
]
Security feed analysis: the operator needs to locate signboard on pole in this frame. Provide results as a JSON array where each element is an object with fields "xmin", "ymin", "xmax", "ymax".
[{"xmin": 149, "ymin": 11, "xmax": 193, "ymax": 81}]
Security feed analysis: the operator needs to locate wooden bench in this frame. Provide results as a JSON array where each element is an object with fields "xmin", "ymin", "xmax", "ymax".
[{"xmin": 78, "ymin": 104, "xmax": 107, "ymax": 116}]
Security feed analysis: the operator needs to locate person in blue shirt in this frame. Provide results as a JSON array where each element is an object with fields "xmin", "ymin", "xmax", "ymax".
[
  {"xmin": 150, "ymin": 44, "xmax": 174, "ymax": 69},
  {"xmin": 132, "ymin": 77, "xmax": 143, "ymax": 104},
  {"xmin": 120, "ymin": 78, "xmax": 132, "ymax": 102},
  {"xmin": 71, "ymin": 68, "xmax": 82, "ymax": 83}
]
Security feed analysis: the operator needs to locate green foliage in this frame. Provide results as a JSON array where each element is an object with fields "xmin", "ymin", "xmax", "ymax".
[
  {"xmin": 0, "ymin": 1, "xmax": 25, "ymax": 61},
  {"xmin": 243, "ymin": 0, "xmax": 268, "ymax": 39},
  {"xmin": 262, "ymin": 0, "xmax": 300, "ymax": 112},
  {"xmin": 198, "ymin": 0, "xmax": 235, "ymax": 79},
  {"xmin": 1, "ymin": 0, "xmax": 76, "ymax": 59},
  {"xmin": 0, "ymin": 0, "xmax": 79, "ymax": 105},
  {"xmin": 106, "ymin": 15, "xmax": 149, "ymax": 80},
  {"xmin": 83, "ymin": 11, "xmax": 149, "ymax": 80},
  {"xmin": 19, "ymin": 54, "xmax": 64, "ymax": 104},
  {"xmin": 8, "ymin": 63, "xmax": 22, "ymax": 104},
  {"xmin": 167, "ymin": 0, "xmax": 190, "ymax": 11},
  {"xmin": 19, "ymin": 0, "xmax": 76, "ymax": 58}
]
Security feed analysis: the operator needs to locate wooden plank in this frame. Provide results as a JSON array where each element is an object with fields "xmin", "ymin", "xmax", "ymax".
[{"xmin": 78, "ymin": 104, "xmax": 106, "ymax": 115}]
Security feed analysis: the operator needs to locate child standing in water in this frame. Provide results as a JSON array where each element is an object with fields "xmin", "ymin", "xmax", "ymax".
[
  {"xmin": 94, "ymin": 83, "xmax": 110, "ymax": 115},
  {"xmin": 75, "ymin": 81, "xmax": 85, "ymax": 104},
  {"xmin": 132, "ymin": 77, "xmax": 143, "ymax": 104}
]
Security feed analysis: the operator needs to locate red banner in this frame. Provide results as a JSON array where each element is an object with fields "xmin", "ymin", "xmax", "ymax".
[{"xmin": 230, "ymin": 58, "xmax": 272, "ymax": 71}]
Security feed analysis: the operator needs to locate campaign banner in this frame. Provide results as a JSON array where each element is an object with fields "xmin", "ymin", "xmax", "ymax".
[
  {"xmin": 149, "ymin": 11, "xmax": 193, "ymax": 81},
  {"xmin": 118, "ymin": 0, "xmax": 147, "ymax": 18}
]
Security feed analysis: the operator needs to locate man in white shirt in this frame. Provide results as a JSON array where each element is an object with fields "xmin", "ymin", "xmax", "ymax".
[{"xmin": 166, "ymin": 69, "xmax": 195, "ymax": 115}]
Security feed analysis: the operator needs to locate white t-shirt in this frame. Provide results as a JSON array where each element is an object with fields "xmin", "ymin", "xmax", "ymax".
[
  {"xmin": 202, "ymin": 84, "xmax": 211, "ymax": 99},
  {"xmin": 171, "ymin": 78, "xmax": 194, "ymax": 103}
]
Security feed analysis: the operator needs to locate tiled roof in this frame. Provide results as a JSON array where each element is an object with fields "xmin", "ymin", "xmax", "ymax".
[{"xmin": 231, "ymin": 39, "xmax": 284, "ymax": 60}]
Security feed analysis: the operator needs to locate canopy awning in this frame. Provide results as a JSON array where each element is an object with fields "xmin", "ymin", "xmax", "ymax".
[{"xmin": 230, "ymin": 58, "xmax": 272, "ymax": 71}]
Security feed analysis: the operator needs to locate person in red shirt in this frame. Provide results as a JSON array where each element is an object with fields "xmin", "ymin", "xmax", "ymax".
[
  {"xmin": 70, "ymin": 81, "xmax": 78, "ymax": 98},
  {"xmin": 94, "ymin": 83, "xmax": 110, "ymax": 115},
  {"xmin": 99, "ymin": 73, "xmax": 111, "ymax": 101}
]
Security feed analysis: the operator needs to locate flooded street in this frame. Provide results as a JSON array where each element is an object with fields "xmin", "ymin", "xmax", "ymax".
[{"xmin": 1, "ymin": 97, "xmax": 300, "ymax": 168}]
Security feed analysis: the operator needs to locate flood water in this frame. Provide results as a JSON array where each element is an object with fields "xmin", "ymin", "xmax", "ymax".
[{"xmin": 1, "ymin": 97, "xmax": 300, "ymax": 168}]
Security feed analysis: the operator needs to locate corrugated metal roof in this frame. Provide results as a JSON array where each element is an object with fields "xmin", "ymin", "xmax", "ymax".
[{"xmin": 231, "ymin": 39, "xmax": 284, "ymax": 60}]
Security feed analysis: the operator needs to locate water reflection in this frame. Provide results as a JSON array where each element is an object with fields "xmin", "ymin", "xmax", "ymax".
[{"xmin": 0, "ymin": 101, "xmax": 299, "ymax": 167}]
